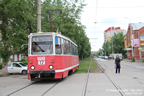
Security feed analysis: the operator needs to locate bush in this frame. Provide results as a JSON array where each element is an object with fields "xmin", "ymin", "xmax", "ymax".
[
  {"xmin": 0, "ymin": 62, "xmax": 2, "ymax": 69},
  {"xmin": 142, "ymin": 58, "xmax": 144, "ymax": 62},
  {"xmin": 20, "ymin": 61, "xmax": 28, "ymax": 65},
  {"xmin": 122, "ymin": 56, "xmax": 125, "ymax": 59},
  {"xmin": 131, "ymin": 57, "xmax": 136, "ymax": 62},
  {"xmin": 21, "ymin": 58, "xmax": 26, "ymax": 61}
]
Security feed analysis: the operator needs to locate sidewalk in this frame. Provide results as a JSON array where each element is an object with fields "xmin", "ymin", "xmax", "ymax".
[{"xmin": 122, "ymin": 59, "xmax": 144, "ymax": 65}]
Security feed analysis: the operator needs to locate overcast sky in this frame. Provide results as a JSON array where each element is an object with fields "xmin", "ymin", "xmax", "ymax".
[{"xmin": 80, "ymin": 0, "xmax": 144, "ymax": 51}]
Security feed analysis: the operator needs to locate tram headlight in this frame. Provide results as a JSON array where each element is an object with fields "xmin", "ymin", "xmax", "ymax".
[
  {"xmin": 31, "ymin": 66, "xmax": 35, "ymax": 70},
  {"xmin": 49, "ymin": 65, "xmax": 53, "ymax": 69}
]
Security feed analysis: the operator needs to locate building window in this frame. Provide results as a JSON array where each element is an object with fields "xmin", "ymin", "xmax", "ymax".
[
  {"xmin": 141, "ymin": 46, "xmax": 144, "ymax": 52},
  {"xmin": 140, "ymin": 36, "xmax": 144, "ymax": 41}
]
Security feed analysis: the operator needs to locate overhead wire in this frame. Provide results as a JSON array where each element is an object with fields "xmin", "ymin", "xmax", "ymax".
[{"xmin": 85, "ymin": 6, "xmax": 144, "ymax": 9}]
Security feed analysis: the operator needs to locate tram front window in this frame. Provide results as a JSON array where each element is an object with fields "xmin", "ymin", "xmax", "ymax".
[{"xmin": 31, "ymin": 36, "xmax": 53, "ymax": 55}]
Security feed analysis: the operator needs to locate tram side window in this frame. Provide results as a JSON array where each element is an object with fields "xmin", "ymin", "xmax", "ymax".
[
  {"xmin": 76, "ymin": 47, "xmax": 78, "ymax": 55},
  {"xmin": 63, "ymin": 39, "xmax": 67, "ymax": 54},
  {"xmin": 73, "ymin": 45, "xmax": 78, "ymax": 55},
  {"xmin": 70, "ymin": 43, "xmax": 72, "ymax": 55},
  {"xmin": 55, "ymin": 37, "xmax": 62, "ymax": 54},
  {"xmin": 74, "ymin": 46, "xmax": 76, "ymax": 55},
  {"xmin": 72, "ymin": 44, "xmax": 74, "ymax": 55},
  {"xmin": 66, "ymin": 41, "xmax": 70, "ymax": 54},
  {"xmin": 70, "ymin": 43, "xmax": 78, "ymax": 55},
  {"xmin": 61, "ymin": 38, "xmax": 64, "ymax": 54},
  {"xmin": 63, "ymin": 39, "xmax": 70, "ymax": 54}
]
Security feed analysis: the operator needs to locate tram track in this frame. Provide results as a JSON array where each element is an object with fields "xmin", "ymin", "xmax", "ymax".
[
  {"xmin": 95, "ymin": 59, "xmax": 126, "ymax": 96},
  {"xmin": 41, "ymin": 80, "xmax": 61, "ymax": 96},
  {"xmin": 82, "ymin": 58, "xmax": 92, "ymax": 96},
  {"xmin": 7, "ymin": 82, "xmax": 36, "ymax": 96},
  {"xmin": 82, "ymin": 58, "xmax": 126, "ymax": 96},
  {"xmin": 7, "ymin": 79, "xmax": 61, "ymax": 96}
]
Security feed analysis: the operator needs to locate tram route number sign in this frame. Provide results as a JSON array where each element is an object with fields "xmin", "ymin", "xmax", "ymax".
[{"xmin": 38, "ymin": 61, "xmax": 45, "ymax": 65}]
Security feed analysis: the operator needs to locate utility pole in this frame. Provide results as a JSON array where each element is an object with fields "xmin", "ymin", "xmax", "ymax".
[
  {"xmin": 138, "ymin": 32, "xmax": 141, "ymax": 59},
  {"xmin": 112, "ymin": 40, "xmax": 113, "ymax": 57},
  {"xmin": 130, "ymin": 23, "xmax": 134, "ymax": 58},
  {"xmin": 37, "ymin": 0, "xmax": 41, "ymax": 33}
]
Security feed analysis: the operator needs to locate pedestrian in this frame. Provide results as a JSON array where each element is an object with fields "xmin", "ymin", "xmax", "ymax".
[{"xmin": 115, "ymin": 55, "xmax": 121, "ymax": 73}]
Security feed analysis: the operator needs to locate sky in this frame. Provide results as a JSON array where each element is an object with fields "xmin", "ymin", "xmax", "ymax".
[{"xmin": 80, "ymin": 0, "xmax": 144, "ymax": 51}]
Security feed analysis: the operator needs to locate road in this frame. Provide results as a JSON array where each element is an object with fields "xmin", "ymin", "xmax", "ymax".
[{"xmin": 0, "ymin": 58, "xmax": 144, "ymax": 96}]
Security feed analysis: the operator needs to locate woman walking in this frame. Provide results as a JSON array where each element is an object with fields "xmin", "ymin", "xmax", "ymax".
[{"xmin": 115, "ymin": 55, "xmax": 121, "ymax": 73}]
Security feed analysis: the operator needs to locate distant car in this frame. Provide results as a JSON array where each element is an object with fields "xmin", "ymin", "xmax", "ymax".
[
  {"xmin": 8, "ymin": 62, "xmax": 27, "ymax": 74},
  {"xmin": 109, "ymin": 56, "xmax": 112, "ymax": 59},
  {"xmin": 104, "ymin": 56, "xmax": 108, "ymax": 59}
]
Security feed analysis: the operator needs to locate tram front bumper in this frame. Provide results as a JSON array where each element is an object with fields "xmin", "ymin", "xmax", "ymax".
[{"xmin": 29, "ymin": 70, "xmax": 55, "ymax": 74}]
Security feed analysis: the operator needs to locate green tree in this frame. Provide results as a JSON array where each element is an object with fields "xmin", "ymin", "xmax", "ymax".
[
  {"xmin": 0, "ymin": 0, "xmax": 91, "ymax": 76},
  {"xmin": 94, "ymin": 48, "xmax": 103, "ymax": 56},
  {"xmin": 41, "ymin": 0, "xmax": 90, "ymax": 59},
  {"xmin": 0, "ymin": 0, "xmax": 37, "ymax": 75},
  {"xmin": 102, "ymin": 41, "xmax": 112, "ymax": 56},
  {"xmin": 111, "ymin": 32, "xmax": 126, "ymax": 55}
]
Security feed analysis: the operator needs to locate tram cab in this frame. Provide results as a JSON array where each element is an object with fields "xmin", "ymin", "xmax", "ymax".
[{"xmin": 27, "ymin": 32, "xmax": 79, "ymax": 81}]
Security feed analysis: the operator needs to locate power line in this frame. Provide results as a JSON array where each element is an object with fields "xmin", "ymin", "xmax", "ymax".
[{"xmin": 85, "ymin": 6, "xmax": 144, "ymax": 9}]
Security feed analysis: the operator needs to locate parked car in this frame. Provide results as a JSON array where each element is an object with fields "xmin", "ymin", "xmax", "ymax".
[
  {"xmin": 104, "ymin": 56, "xmax": 108, "ymax": 59},
  {"xmin": 8, "ymin": 62, "xmax": 27, "ymax": 74}
]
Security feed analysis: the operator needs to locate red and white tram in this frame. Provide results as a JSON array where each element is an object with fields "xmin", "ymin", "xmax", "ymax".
[{"xmin": 27, "ymin": 32, "xmax": 79, "ymax": 81}]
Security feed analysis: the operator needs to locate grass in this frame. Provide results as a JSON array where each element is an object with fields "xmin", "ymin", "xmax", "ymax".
[
  {"xmin": 0, "ymin": 75, "xmax": 9, "ymax": 77},
  {"xmin": 90, "ymin": 60, "xmax": 97, "ymax": 71},
  {"xmin": 0, "ymin": 62, "xmax": 2, "ymax": 69},
  {"xmin": 75, "ymin": 58, "xmax": 97, "ymax": 73}
]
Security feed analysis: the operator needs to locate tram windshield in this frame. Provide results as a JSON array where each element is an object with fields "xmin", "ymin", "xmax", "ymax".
[{"xmin": 31, "ymin": 36, "xmax": 53, "ymax": 55}]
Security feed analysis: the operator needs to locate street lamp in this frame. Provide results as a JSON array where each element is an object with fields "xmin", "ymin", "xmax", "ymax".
[{"xmin": 112, "ymin": 40, "xmax": 114, "ymax": 57}]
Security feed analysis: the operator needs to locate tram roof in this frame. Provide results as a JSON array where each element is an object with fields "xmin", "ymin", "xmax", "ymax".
[{"xmin": 29, "ymin": 32, "xmax": 77, "ymax": 46}]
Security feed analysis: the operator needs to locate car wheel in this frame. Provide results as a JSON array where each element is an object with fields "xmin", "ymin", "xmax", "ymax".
[{"xmin": 22, "ymin": 70, "xmax": 27, "ymax": 75}]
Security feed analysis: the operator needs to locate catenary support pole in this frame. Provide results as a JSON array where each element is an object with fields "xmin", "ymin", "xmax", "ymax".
[
  {"xmin": 138, "ymin": 32, "xmax": 141, "ymax": 59},
  {"xmin": 37, "ymin": 0, "xmax": 41, "ymax": 33}
]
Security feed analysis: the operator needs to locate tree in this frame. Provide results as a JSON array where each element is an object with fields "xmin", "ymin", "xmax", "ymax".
[
  {"xmin": 94, "ymin": 48, "xmax": 103, "ymax": 56},
  {"xmin": 102, "ymin": 41, "xmax": 112, "ymax": 56},
  {"xmin": 111, "ymin": 32, "xmax": 126, "ymax": 55},
  {"xmin": 41, "ymin": 0, "xmax": 90, "ymax": 59},
  {"xmin": 0, "ymin": 0, "xmax": 91, "ymax": 76},
  {"xmin": 0, "ymin": 0, "xmax": 37, "ymax": 75}
]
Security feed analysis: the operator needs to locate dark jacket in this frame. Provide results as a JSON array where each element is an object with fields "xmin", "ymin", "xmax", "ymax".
[{"xmin": 115, "ymin": 58, "xmax": 121, "ymax": 68}]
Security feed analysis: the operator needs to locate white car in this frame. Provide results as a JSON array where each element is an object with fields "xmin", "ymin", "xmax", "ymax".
[
  {"xmin": 8, "ymin": 62, "xmax": 27, "ymax": 74},
  {"xmin": 104, "ymin": 56, "xmax": 108, "ymax": 59}
]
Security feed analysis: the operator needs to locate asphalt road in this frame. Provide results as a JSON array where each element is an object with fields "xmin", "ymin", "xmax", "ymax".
[{"xmin": 0, "ymin": 58, "xmax": 144, "ymax": 96}]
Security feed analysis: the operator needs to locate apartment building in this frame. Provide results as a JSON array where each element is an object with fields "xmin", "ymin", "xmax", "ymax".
[{"xmin": 104, "ymin": 27, "xmax": 126, "ymax": 42}]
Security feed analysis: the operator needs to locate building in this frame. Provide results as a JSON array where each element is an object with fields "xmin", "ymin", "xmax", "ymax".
[
  {"xmin": 124, "ymin": 22, "xmax": 144, "ymax": 59},
  {"xmin": 104, "ymin": 27, "xmax": 126, "ymax": 42}
]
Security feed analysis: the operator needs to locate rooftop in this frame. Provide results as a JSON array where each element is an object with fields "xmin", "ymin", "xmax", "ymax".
[{"xmin": 131, "ymin": 22, "xmax": 144, "ymax": 30}]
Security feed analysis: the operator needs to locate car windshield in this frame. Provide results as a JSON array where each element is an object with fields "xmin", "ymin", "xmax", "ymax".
[
  {"xmin": 31, "ymin": 36, "xmax": 53, "ymax": 55},
  {"xmin": 19, "ymin": 63, "xmax": 27, "ymax": 67},
  {"xmin": 8, "ymin": 63, "xmax": 11, "ymax": 67}
]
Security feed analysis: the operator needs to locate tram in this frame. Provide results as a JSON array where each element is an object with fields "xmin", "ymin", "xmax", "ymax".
[{"xmin": 27, "ymin": 32, "xmax": 79, "ymax": 81}]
